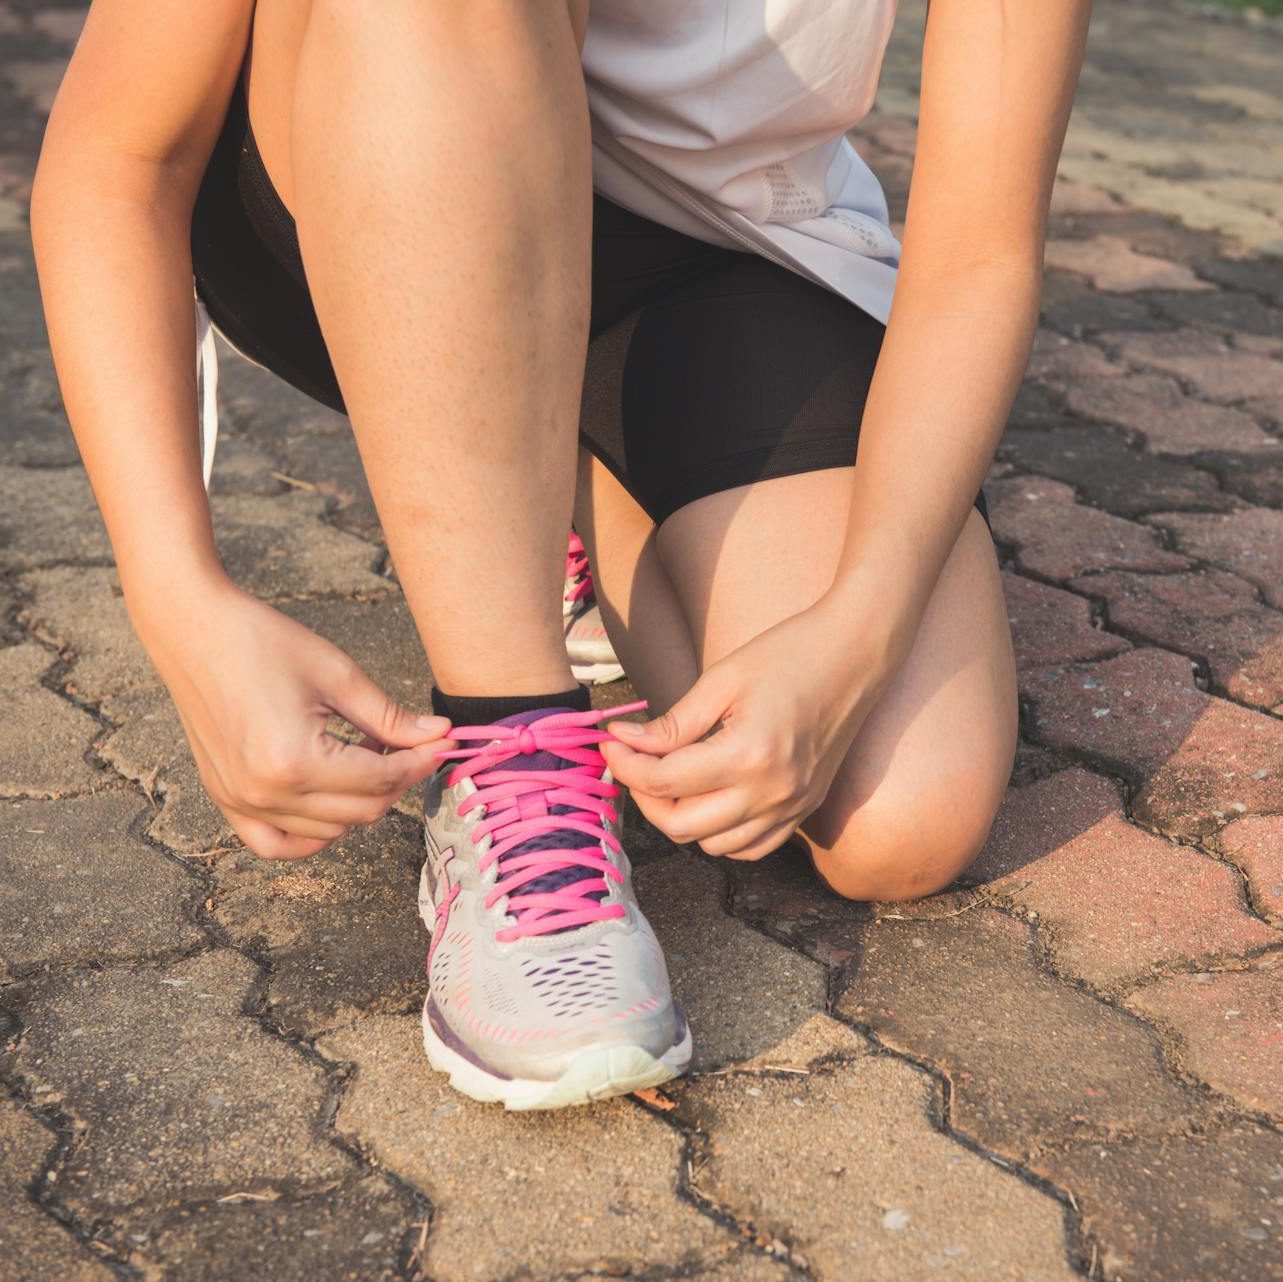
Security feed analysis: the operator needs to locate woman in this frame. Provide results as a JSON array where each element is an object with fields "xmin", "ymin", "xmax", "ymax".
[{"xmin": 31, "ymin": 0, "xmax": 1090, "ymax": 1108}]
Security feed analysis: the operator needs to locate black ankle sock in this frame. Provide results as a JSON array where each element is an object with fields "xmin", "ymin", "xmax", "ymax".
[{"xmin": 430, "ymin": 685, "xmax": 591, "ymax": 726}]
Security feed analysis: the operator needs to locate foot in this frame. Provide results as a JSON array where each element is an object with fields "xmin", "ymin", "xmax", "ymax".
[
  {"xmin": 419, "ymin": 703, "xmax": 690, "ymax": 1109},
  {"xmin": 564, "ymin": 532, "xmax": 626, "ymax": 685}
]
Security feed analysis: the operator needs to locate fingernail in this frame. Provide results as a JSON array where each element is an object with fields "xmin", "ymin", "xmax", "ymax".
[
  {"xmin": 610, "ymin": 720, "xmax": 645, "ymax": 738},
  {"xmin": 417, "ymin": 715, "xmax": 450, "ymax": 732}
]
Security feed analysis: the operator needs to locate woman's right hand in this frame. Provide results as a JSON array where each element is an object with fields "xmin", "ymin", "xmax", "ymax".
[{"xmin": 132, "ymin": 574, "xmax": 453, "ymax": 860}]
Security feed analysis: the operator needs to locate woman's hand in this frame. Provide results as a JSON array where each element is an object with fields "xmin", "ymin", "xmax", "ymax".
[
  {"xmin": 133, "ymin": 575, "xmax": 453, "ymax": 860},
  {"xmin": 601, "ymin": 601, "xmax": 903, "ymax": 861}
]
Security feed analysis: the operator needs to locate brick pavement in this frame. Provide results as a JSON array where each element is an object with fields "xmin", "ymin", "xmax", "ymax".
[{"xmin": 2, "ymin": 1, "xmax": 1282, "ymax": 1279}]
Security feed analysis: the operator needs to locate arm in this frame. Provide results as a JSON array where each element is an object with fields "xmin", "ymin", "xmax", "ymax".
[
  {"xmin": 604, "ymin": 0, "xmax": 1091, "ymax": 855},
  {"xmin": 32, "ymin": 0, "xmax": 451, "ymax": 858}
]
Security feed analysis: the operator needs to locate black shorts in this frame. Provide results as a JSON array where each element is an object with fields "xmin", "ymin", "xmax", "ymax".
[{"xmin": 192, "ymin": 73, "xmax": 987, "ymax": 528}]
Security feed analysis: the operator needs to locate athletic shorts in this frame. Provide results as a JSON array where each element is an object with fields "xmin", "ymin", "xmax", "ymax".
[{"xmin": 191, "ymin": 71, "xmax": 987, "ymax": 528}]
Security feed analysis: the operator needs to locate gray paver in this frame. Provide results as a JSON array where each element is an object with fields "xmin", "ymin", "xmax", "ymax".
[
  {"xmin": 0, "ymin": 792, "xmax": 204, "ymax": 979},
  {"xmin": 11, "ymin": 949, "xmax": 354, "ymax": 1222},
  {"xmin": 0, "ymin": 464, "xmax": 112, "ymax": 571}
]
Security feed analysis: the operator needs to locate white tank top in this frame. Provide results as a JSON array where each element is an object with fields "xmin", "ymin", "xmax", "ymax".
[{"xmin": 583, "ymin": 0, "xmax": 902, "ymax": 323}]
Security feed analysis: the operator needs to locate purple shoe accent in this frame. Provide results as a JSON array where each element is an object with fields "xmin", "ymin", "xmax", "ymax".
[{"xmin": 426, "ymin": 997, "xmax": 513, "ymax": 1080}]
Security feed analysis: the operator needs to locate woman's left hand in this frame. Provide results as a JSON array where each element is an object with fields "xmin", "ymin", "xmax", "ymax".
[{"xmin": 601, "ymin": 601, "xmax": 902, "ymax": 860}]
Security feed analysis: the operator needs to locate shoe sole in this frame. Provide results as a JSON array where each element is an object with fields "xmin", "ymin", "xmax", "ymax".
[
  {"xmin": 422, "ymin": 1003, "xmax": 692, "ymax": 1111},
  {"xmin": 568, "ymin": 657, "xmax": 626, "ymax": 685}
]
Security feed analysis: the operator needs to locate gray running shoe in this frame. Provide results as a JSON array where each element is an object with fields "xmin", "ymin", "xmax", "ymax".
[
  {"xmin": 419, "ymin": 703, "xmax": 690, "ymax": 1109},
  {"xmin": 564, "ymin": 532, "xmax": 626, "ymax": 685}
]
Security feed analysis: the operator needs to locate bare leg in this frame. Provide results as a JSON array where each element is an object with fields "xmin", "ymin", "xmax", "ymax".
[
  {"xmin": 290, "ymin": 0, "xmax": 590, "ymax": 696},
  {"xmin": 580, "ymin": 457, "xmax": 1018, "ymax": 900}
]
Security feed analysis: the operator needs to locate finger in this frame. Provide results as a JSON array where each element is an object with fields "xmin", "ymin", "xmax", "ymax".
[
  {"xmin": 602, "ymin": 731, "xmax": 745, "ymax": 800},
  {"xmin": 226, "ymin": 811, "xmax": 335, "ymax": 861},
  {"xmin": 262, "ymin": 789, "xmax": 397, "ymax": 829},
  {"xmin": 605, "ymin": 669, "xmax": 732, "ymax": 757},
  {"xmin": 700, "ymin": 816, "xmax": 800, "ymax": 861},
  {"xmin": 305, "ymin": 735, "xmax": 450, "ymax": 798},
  {"xmin": 642, "ymin": 787, "xmax": 756, "ymax": 845},
  {"xmin": 328, "ymin": 663, "xmax": 453, "ymax": 750},
  {"xmin": 241, "ymin": 807, "xmax": 351, "ymax": 842}
]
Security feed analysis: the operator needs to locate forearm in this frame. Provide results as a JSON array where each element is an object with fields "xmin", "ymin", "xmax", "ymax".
[
  {"xmin": 31, "ymin": 153, "xmax": 223, "ymax": 612},
  {"xmin": 820, "ymin": 256, "xmax": 1040, "ymax": 662}
]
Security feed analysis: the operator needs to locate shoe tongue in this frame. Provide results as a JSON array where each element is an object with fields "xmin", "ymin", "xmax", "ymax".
[{"xmin": 489, "ymin": 708, "xmax": 606, "ymax": 926}]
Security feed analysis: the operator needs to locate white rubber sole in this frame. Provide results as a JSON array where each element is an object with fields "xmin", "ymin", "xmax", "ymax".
[
  {"xmin": 569, "ymin": 657, "xmax": 627, "ymax": 686},
  {"xmin": 422, "ymin": 1003, "xmax": 692, "ymax": 1110}
]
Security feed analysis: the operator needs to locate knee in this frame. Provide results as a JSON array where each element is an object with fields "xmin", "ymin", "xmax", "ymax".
[{"xmin": 805, "ymin": 784, "xmax": 1001, "ymax": 904}]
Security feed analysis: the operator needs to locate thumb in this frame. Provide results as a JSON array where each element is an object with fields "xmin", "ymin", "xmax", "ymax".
[
  {"xmin": 607, "ymin": 671, "xmax": 731, "ymax": 756},
  {"xmin": 329, "ymin": 665, "xmax": 452, "ymax": 750}
]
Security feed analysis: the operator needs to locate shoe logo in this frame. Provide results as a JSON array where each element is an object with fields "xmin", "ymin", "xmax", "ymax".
[{"xmin": 426, "ymin": 840, "xmax": 459, "ymax": 970}]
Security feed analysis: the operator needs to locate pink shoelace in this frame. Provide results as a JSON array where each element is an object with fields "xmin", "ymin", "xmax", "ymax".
[
  {"xmin": 564, "ymin": 531, "xmax": 594, "ymax": 608},
  {"xmin": 436, "ymin": 702, "xmax": 648, "ymax": 941}
]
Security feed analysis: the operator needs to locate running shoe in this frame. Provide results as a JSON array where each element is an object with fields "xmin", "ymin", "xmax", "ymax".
[
  {"xmin": 564, "ymin": 531, "xmax": 626, "ymax": 685},
  {"xmin": 419, "ymin": 702, "xmax": 690, "ymax": 1109}
]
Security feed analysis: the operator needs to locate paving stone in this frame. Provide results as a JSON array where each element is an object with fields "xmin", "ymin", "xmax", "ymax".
[
  {"xmin": 1002, "ymin": 573, "xmax": 1128, "ymax": 670},
  {"xmin": 1195, "ymin": 451, "xmax": 1283, "ymax": 509},
  {"xmin": 1040, "ymin": 269, "xmax": 1161, "ymax": 336},
  {"xmin": 318, "ymin": 1014, "xmax": 741, "ymax": 1281},
  {"xmin": 1127, "ymin": 966, "xmax": 1283, "ymax": 1119},
  {"xmin": 1059, "ymin": 371, "xmax": 1277, "ymax": 455},
  {"xmin": 1200, "ymin": 257, "xmax": 1283, "ymax": 309},
  {"xmin": 0, "ymin": 465, "xmax": 112, "ymax": 570},
  {"xmin": 1049, "ymin": 179, "xmax": 1124, "ymax": 217},
  {"xmin": 836, "ymin": 910, "xmax": 1209, "ymax": 1159},
  {"xmin": 1151, "ymin": 289, "xmax": 1283, "ymax": 340},
  {"xmin": 1023, "ymin": 648, "xmax": 1283, "ymax": 839},
  {"xmin": 267, "ymin": 430, "xmax": 382, "ymax": 547},
  {"xmin": 1026, "ymin": 330, "xmax": 1125, "ymax": 383},
  {"xmin": 1221, "ymin": 816, "xmax": 1283, "ymax": 922},
  {"xmin": 278, "ymin": 593, "xmax": 431, "ymax": 709},
  {"xmin": 673, "ymin": 1056, "xmax": 1079, "ymax": 1282},
  {"xmin": 19, "ymin": 564, "xmax": 155, "ymax": 703},
  {"xmin": 728, "ymin": 842, "xmax": 871, "ymax": 967},
  {"xmin": 1103, "ymin": 327, "xmax": 1283, "ymax": 403},
  {"xmin": 729, "ymin": 1012, "xmax": 872, "ymax": 1074},
  {"xmin": 139, "ymin": 1176, "xmax": 419, "ymax": 1282},
  {"xmin": 0, "ymin": 792, "xmax": 204, "ymax": 980},
  {"xmin": 636, "ymin": 851, "xmax": 827, "ymax": 1071},
  {"xmin": 1044, "ymin": 236, "xmax": 1213, "ymax": 293},
  {"xmin": 29, "ymin": 9, "xmax": 87, "ymax": 45},
  {"xmin": 11, "ymin": 950, "xmax": 353, "ymax": 1220},
  {"xmin": 0, "ymin": 574, "xmax": 24, "ymax": 645},
  {"xmin": 206, "ymin": 434, "xmax": 289, "ymax": 498},
  {"xmin": 0, "ymin": 1097, "xmax": 115, "ymax": 1282},
  {"xmin": 0, "ymin": 643, "xmax": 103, "ymax": 797},
  {"xmin": 1048, "ymin": 1126, "xmax": 1283, "ymax": 1282},
  {"xmin": 210, "ymin": 813, "xmax": 425, "ymax": 1037},
  {"xmin": 211, "ymin": 491, "xmax": 386, "ymax": 600},
  {"xmin": 997, "ymin": 425, "xmax": 1233, "ymax": 516},
  {"xmin": 986, "ymin": 476, "xmax": 1190, "ymax": 580},
  {"xmin": 1153, "ymin": 508, "xmax": 1283, "ymax": 609},
  {"xmin": 968, "ymin": 770, "xmax": 1279, "ymax": 990},
  {"xmin": 1070, "ymin": 568, "xmax": 1283, "ymax": 710},
  {"xmin": 97, "ymin": 687, "xmax": 234, "ymax": 855}
]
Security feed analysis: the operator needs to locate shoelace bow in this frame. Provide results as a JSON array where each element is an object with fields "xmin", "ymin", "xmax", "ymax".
[
  {"xmin": 436, "ymin": 702, "xmax": 647, "ymax": 941},
  {"xmin": 564, "ymin": 531, "xmax": 594, "ymax": 607}
]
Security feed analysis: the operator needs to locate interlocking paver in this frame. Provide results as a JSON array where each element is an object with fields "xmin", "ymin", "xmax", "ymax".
[
  {"xmin": 1044, "ymin": 235, "xmax": 1213, "ymax": 293},
  {"xmin": 674, "ymin": 1056, "xmax": 1079, "ymax": 1282},
  {"xmin": 10, "ymin": 950, "xmax": 353, "ymax": 1224},
  {"xmin": 986, "ymin": 476, "xmax": 1190, "ymax": 580},
  {"xmin": 1127, "ymin": 965, "xmax": 1283, "ymax": 1119},
  {"xmin": 1026, "ymin": 329, "xmax": 1126, "ymax": 382},
  {"xmin": 0, "ymin": 793, "xmax": 204, "ymax": 979},
  {"xmin": 0, "ymin": 464, "xmax": 112, "ymax": 571},
  {"xmin": 1152, "ymin": 508, "xmax": 1283, "ymax": 609},
  {"xmin": 998, "ymin": 424, "xmax": 1234, "ymax": 517},
  {"xmin": 837, "ymin": 910, "xmax": 1209, "ymax": 1158},
  {"xmin": 1057, "ymin": 371, "xmax": 1276, "ymax": 455},
  {"xmin": 1023, "ymin": 648, "xmax": 1283, "ymax": 838},
  {"xmin": 138, "ymin": 1177, "xmax": 420, "ymax": 1282},
  {"xmin": 636, "ymin": 851, "xmax": 828, "ymax": 1071},
  {"xmin": 1195, "ymin": 451, "xmax": 1283, "ymax": 509},
  {"xmin": 1040, "ymin": 268, "xmax": 1161, "ymax": 336},
  {"xmin": 1070, "ymin": 568, "xmax": 1283, "ymax": 710},
  {"xmin": 1152, "ymin": 288, "xmax": 1283, "ymax": 340},
  {"xmin": 97, "ymin": 686, "xmax": 234, "ymax": 855},
  {"xmin": 0, "ymin": 643, "xmax": 104, "ymax": 797},
  {"xmin": 1001, "ymin": 573, "xmax": 1128, "ymax": 670},
  {"xmin": 969, "ymin": 769, "xmax": 1279, "ymax": 989},
  {"xmin": 210, "ymin": 814, "xmax": 425, "ymax": 1037},
  {"xmin": 1102, "ymin": 327, "xmax": 1283, "ymax": 403},
  {"xmin": 1221, "ymin": 816, "xmax": 1283, "ymax": 923},
  {"xmin": 318, "ymin": 1014, "xmax": 743, "ymax": 1281},
  {"xmin": 0, "ymin": 1097, "xmax": 115, "ymax": 1282},
  {"xmin": 1047, "ymin": 1126, "xmax": 1283, "ymax": 1282}
]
